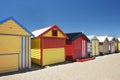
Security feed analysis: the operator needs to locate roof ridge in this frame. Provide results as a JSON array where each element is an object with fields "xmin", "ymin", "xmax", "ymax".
[
  {"xmin": 66, "ymin": 32, "xmax": 82, "ymax": 34},
  {"xmin": 32, "ymin": 24, "xmax": 56, "ymax": 32}
]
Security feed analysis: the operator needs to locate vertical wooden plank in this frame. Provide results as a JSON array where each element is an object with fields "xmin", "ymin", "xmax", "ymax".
[
  {"xmin": 41, "ymin": 38, "xmax": 43, "ymax": 66},
  {"xmin": 19, "ymin": 36, "xmax": 22, "ymax": 69},
  {"xmin": 82, "ymin": 40, "xmax": 83, "ymax": 58},
  {"xmin": 96, "ymin": 41, "xmax": 98, "ymax": 56},
  {"xmin": 21, "ymin": 36, "xmax": 23, "ymax": 69},
  {"xmin": 28, "ymin": 37, "xmax": 31, "ymax": 69},
  {"xmin": 22, "ymin": 36, "xmax": 26, "ymax": 69},
  {"xmin": 26, "ymin": 36, "xmax": 29, "ymax": 68},
  {"xmin": 82, "ymin": 40, "xmax": 83, "ymax": 57},
  {"xmin": 92, "ymin": 40, "xmax": 94, "ymax": 56},
  {"xmin": 84, "ymin": 40, "xmax": 86, "ymax": 57}
]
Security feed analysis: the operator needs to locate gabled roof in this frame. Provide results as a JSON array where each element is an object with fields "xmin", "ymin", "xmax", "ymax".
[
  {"xmin": 96, "ymin": 36, "xmax": 108, "ymax": 42},
  {"xmin": 32, "ymin": 26, "xmax": 52, "ymax": 37},
  {"xmin": 66, "ymin": 32, "xmax": 90, "ymax": 41},
  {"xmin": 107, "ymin": 36, "xmax": 114, "ymax": 41},
  {"xmin": 118, "ymin": 38, "xmax": 120, "ymax": 41},
  {"xmin": 87, "ymin": 35, "xmax": 99, "ymax": 41},
  {"xmin": 87, "ymin": 35, "xmax": 95, "ymax": 40},
  {"xmin": 0, "ymin": 17, "xmax": 33, "ymax": 36},
  {"xmin": 32, "ymin": 25, "xmax": 68, "ymax": 38}
]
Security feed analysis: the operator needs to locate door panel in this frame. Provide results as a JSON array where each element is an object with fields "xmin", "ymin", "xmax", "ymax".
[
  {"xmin": 0, "ymin": 54, "xmax": 18, "ymax": 73},
  {"xmin": 43, "ymin": 48, "xmax": 65, "ymax": 66},
  {"xmin": 92, "ymin": 41, "xmax": 95, "ymax": 56},
  {"xmin": 82, "ymin": 40, "xmax": 86, "ymax": 58},
  {"xmin": 95, "ymin": 41, "xmax": 98, "ymax": 56},
  {"xmin": 0, "ymin": 35, "xmax": 20, "ymax": 73},
  {"xmin": 0, "ymin": 35, "xmax": 20, "ymax": 54}
]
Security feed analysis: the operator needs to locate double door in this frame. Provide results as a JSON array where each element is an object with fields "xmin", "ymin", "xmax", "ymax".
[
  {"xmin": 20, "ymin": 36, "xmax": 26, "ymax": 69},
  {"xmin": 82, "ymin": 40, "xmax": 86, "ymax": 58},
  {"xmin": 92, "ymin": 40, "xmax": 99, "ymax": 56}
]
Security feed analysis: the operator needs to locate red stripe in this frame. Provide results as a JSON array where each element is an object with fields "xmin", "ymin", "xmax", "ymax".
[
  {"xmin": 43, "ymin": 37, "xmax": 65, "ymax": 49},
  {"xmin": 40, "ymin": 37, "xmax": 43, "ymax": 66}
]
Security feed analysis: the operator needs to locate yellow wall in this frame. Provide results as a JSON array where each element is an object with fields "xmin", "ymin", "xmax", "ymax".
[
  {"xmin": 0, "ymin": 20, "xmax": 30, "ymax": 36},
  {"xmin": 92, "ymin": 40, "xmax": 95, "ymax": 56},
  {"xmin": 43, "ymin": 30, "xmax": 52, "ymax": 37},
  {"xmin": 0, "ymin": 35, "xmax": 21, "ymax": 54},
  {"xmin": 95, "ymin": 41, "xmax": 99, "ymax": 56},
  {"xmin": 31, "ymin": 49, "xmax": 40, "ymax": 65},
  {"xmin": 31, "ymin": 38, "xmax": 40, "ymax": 49},
  {"xmin": 42, "ymin": 48, "xmax": 65, "ymax": 66},
  {"xmin": 31, "ymin": 38, "xmax": 41, "ymax": 65},
  {"xmin": 118, "ymin": 42, "xmax": 120, "ymax": 52},
  {"xmin": 43, "ymin": 28, "xmax": 65, "ymax": 38},
  {"xmin": 0, "ymin": 54, "xmax": 18, "ymax": 73},
  {"xmin": 58, "ymin": 31, "xmax": 65, "ymax": 37}
]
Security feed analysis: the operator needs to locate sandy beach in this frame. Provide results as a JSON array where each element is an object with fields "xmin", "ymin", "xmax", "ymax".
[{"xmin": 0, "ymin": 53, "xmax": 120, "ymax": 80}]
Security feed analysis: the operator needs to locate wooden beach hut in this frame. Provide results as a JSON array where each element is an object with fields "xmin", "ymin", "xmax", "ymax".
[
  {"xmin": 117, "ymin": 38, "xmax": 120, "ymax": 52},
  {"xmin": 0, "ymin": 17, "xmax": 32, "ymax": 74},
  {"xmin": 31, "ymin": 25, "xmax": 68, "ymax": 66},
  {"xmin": 87, "ymin": 35, "xmax": 99, "ymax": 57},
  {"xmin": 108, "ymin": 37, "xmax": 116, "ymax": 53},
  {"xmin": 115, "ymin": 38, "xmax": 118, "ymax": 53},
  {"xmin": 96, "ymin": 36, "xmax": 109, "ymax": 55},
  {"xmin": 65, "ymin": 32, "xmax": 90, "ymax": 61}
]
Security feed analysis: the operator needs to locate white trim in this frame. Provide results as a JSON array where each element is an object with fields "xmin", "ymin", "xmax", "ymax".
[
  {"xmin": 28, "ymin": 37, "xmax": 31, "ymax": 69},
  {"xmin": 22, "ymin": 36, "xmax": 26, "ymax": 69},
  {"xmin": 84, "ymin": 40, "xmax": 86, "ymax": 57},
  {"xmin": 82, "ymin": 40, "xmax": 83, "ymax": 57},
  {"xmin": 82, "ymin": 40, "xmax": 84, "ymax": 58}
]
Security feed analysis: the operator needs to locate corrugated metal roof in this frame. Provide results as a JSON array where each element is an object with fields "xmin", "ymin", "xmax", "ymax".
[
  {"xmin": 66, "ymin": 32, "xmax": 82, "ymax": 41},
  {"xmin": 118, "ymin": 38, "xmax": 120, "ymax": 41},
  {"xmin": 66, "ymin": 32, "xmax": 90, "ymax": 41},
  {"xmin": 87, "ymin": 35, "xmax": 99, "ymax": 41},
  {"xmin": 96, "ymin": 36, "xmax": 107, "ymax": 42},
  {"xmin": 87, "ymin": 35, "xmax": 96, "ymax": 40},
  {"xmin": 32, "ymin": 25, "xmax": 68, "ymax": 39},
  {"xmin": 32, "ymin": 25, "xmax": 53, "ymax": 37},
  {"xmin": 107, "ymin": 37, "xmax": 114, "ymax": 41}
]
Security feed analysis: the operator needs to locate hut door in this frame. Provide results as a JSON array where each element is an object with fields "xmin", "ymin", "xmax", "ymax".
[
  {"xmin": 92, "ymin": 40, "xmax": 95, "ymax": 56},
  {"xmin": 21, "ymin": 36, "xmax": 26, "ymax": 69},
  {"xmin": 82, "ymin": 40, "xmax": 86, "ymax": 58},
  {"xmin": 95, "ymin": 41, "xmax": 98, "ymax": 55},
  {"xmin": 95, "ymin": 41, "xmax": 99, "ymax": 55}
]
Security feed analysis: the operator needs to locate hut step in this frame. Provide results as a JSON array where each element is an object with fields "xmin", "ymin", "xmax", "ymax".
[{"xmin": 76, "ymin": 57, "xmax": 95, "ymax": 62}]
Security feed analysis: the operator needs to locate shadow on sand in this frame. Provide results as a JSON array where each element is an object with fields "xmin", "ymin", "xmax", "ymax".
[{"xmin": 0, "ymin": 61, "xmax": 74, "ymax": 77}]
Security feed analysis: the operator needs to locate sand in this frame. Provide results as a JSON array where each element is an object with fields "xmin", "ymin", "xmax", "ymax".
[{"xmin": 0, "ymin": 53, "xmax": 120, "ymax": 80}]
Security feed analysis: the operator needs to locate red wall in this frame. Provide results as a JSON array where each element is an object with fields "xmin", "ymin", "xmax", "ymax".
[
  {"xmin": 65, "ymin": 41, "xmax": 73, "ymax": 60},
  {"xmin": 72, "ymin": 37, "xmax": 82, "ymax": 59},
  {"xmin": 43, "ymin": 37, "xmax": 65, "ymax": 49}
]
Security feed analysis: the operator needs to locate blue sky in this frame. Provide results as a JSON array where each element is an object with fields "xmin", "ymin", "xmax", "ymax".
[{"xmin": 0, "ymin": 0, "xmax": 120, "ymax": 37}]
